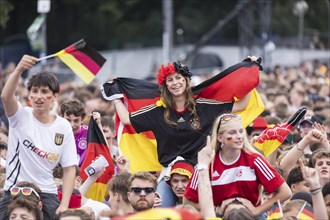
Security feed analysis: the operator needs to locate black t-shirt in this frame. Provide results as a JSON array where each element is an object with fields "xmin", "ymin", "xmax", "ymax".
[{"xmin": 130, "ymin": 98, "xmax": 233, "ymax": 167}]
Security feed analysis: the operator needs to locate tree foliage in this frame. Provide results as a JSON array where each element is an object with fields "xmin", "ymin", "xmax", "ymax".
[{"xmin": 0, "ymin": 0, "xmax": 328, "ymax": 53}]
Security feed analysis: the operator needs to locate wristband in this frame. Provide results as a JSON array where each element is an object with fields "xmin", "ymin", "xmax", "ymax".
[
  {"xmin": 196, "ymin": 163, "xmax": 209, "ymax": 171},
  {"xmin": 310, "ymin": 187, "xmax": 322, "ymax": 195}
]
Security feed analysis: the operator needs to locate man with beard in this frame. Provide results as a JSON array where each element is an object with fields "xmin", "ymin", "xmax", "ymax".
[{"xmin": 127, "ymin": 172, "xmax": 157, "ymax": 212}]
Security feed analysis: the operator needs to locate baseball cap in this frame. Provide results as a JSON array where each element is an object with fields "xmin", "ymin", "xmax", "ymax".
[
  {"xmin": 247, "ymin": 117, "xmax": 268, "ymax": 135},
  {"xmin": 298, "ymin": 115, "xmax": 322, "ymax": 129}
]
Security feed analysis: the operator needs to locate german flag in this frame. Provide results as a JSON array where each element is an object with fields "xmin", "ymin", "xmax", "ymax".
[
  {"xmin": 255, "ymin": 107, "xmax": 307, "ymax": 157},
  {"xmin": 80, "ymin": 118, "xmax": 114, "ymax": 201},
  {"xmin": 267, "ymin": 200, "xmax": 283, "ymax": 220},
  {"xmin": 112, "ymin": 208, "xmax": 203, "ymax": 220},
  {"xmin": 102, "ymin": 59, "xmax": 264, "ymax": 173},
  {"xmin": 55, "ymin": 39, "xmax": 106, "ymax": 84},
  {"xmin": 296, "ymin": 201, "xmax": 314, "ymax": 220}
]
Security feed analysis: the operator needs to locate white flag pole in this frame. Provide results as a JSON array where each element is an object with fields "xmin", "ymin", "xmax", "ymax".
[{"xmin": 37, "ymin": 53, "xmax": 56, "ymax": 62}]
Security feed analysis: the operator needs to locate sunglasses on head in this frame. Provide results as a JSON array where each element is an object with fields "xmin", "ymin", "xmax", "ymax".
[
  {"xmin": 217, "ymin": 114, "xmax": 241, "ymax": 133},
  {"xmin": 130, "ymin": 187, "xmax": 155, "ymax": 195},
  {"xmin": 10, "ymin": 187, "xmax": 40, "ymax": 199}
]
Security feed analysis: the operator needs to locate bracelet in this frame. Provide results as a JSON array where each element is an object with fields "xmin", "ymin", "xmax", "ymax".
[
  {"xmin": 296, "ymin": 143, "xmax": 304, "ymax": 151},
  {"xmin": 310, "ymin": 188, "xmax": 322, "ymax": 195},
  {"xmin": 196, "ymin": 163, "xmax": 209, "ymax": 171},
  {"xmin": 310, "ymin": 187, "xmax": 322, "ymax": 193}
]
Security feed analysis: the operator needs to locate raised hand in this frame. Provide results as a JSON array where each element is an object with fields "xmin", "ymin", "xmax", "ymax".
[
  {"xmin": 298, "ymin": 159, "xmax": 320, "ymax": 190},
  {"xmin": 198, "ymin": 136, "xmax": 215, "ymax": 166},
  {"xmin": 91, "ymin": 111, "xmax": 101, "ymax": 126},
  {"xmin": 15, "ymin": 55, "xmax": 38, "ymax": 73}
]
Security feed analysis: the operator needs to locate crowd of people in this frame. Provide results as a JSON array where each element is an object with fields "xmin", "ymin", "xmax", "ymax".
[{"xmin": 0, "ymin": 54, "xmax": 329, "ymax": 220}]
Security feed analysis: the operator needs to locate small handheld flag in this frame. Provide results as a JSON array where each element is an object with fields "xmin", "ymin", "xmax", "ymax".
[
  {"xmin": 267, "ymin": 200, "xmax": 283, "ymax": 220},
  {"xmin": 38, "ymin": 39, "xmax": 106, "ymax": 84}
]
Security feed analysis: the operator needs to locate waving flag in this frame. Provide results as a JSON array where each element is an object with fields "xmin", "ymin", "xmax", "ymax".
[
  {"xmin": 267, "ymin": 200, "xmax": 283, "ymax": 220},
  {"xmin": 255, "ymin": 107, "xmax": 307, "ymax": 157},
  {"xmin": 38, "ymin": 39, "xmax": 106, "ymax": 84},
  {"xmin": 102, "ymin": 59, "xmax": 264, "ymax": 173},
  {"xmin": 80, "ymin": 118, "xmax": 114, "ymax": 201}
]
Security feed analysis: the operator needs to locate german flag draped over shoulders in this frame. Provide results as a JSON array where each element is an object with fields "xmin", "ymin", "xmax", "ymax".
[
  {"xmin": 101, "ymin": 59, "xmax": 264, "ymax": 173},
  {"xmin": 80, "ymin": 118, "xmax": 114, "ymax": 201}
]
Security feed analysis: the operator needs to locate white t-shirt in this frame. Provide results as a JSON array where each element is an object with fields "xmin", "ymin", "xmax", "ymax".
[
  {"xmin": 4, "ymin": 103, "xmax": 77, "ymax": 193},
  {"xmin": 82, "ymin": 199, "xmax": 110, "ymax": 217}
]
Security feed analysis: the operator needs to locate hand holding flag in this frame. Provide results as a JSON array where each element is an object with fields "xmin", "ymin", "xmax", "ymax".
[
  {"xmin": 80, "ymin": 117, "xmax": 114, "ymax": 201},
  {"xmin": 38, "ymin": 39, "xmax": 106, "ymax": 84}
]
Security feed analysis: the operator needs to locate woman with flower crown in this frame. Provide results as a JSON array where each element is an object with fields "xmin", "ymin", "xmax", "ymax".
[{"xmin": 111, "ymin": 56, "xmax": 258, "ymax": 207}]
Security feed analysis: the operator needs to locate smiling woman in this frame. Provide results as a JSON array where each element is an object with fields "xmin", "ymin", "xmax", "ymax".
[
  {"xmin": 109, "ymin": 57, "xmax": 259, "ymax": 207},
  {"xmin": 183, "ymin": 113, "xmax": 292, "ymax": 218}
]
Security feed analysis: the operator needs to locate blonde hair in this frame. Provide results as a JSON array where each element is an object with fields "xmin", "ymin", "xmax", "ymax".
[
  {"xmin": 210, "ymin": 113, "xmax": 260, "ymax": 155},
  {"xmin": 282, "ymin": 199, "xmax": 308, "ymax": 215}
]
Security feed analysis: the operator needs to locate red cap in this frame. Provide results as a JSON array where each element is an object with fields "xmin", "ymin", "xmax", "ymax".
[{"xmin": 251, "ymin": 117, "xmax": 268, "ymax": 129}]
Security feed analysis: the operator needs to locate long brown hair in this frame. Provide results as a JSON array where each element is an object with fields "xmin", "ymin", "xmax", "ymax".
[{"xmin": 160, "ymin": 77, "xmax": 197, "ymax": 127}]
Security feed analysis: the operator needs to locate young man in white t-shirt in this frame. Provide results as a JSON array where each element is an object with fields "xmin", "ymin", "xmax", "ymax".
[{"xmin": 0, "ymin": 55, "xmax": 77, "ymax": 219}]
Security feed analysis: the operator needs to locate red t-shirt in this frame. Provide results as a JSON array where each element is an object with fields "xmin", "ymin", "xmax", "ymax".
[{"xmin": 184, "ymin": 151, "xmax": 284, "ymax": 206}]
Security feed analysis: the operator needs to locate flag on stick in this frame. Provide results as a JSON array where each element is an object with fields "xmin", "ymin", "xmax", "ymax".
[
  {"xmin": 296, "ymin": 201, "xmax": 314, "ymax": 220},
  {"xmin": 267, "ymin": 200, "xmax": 283, "ymax": 220},
  {"xmin": 102, "ymin": 60, "xmax": 264, "ymax": 173},
  {"xmin": 80, "ymin": 118, "xmax": 114, "ymax": 201},
  {"xmin": 38, "ymin": 39, "xmax": 106, "ymax": 84}
]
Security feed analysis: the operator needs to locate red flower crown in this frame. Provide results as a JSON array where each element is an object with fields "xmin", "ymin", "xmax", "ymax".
[{"xmin": 157, "ymin": 61, "xmax": 192, "ymax": 85}]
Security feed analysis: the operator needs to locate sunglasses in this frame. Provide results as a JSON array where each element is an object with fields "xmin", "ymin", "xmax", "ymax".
[
  {"xmin": 217, "ymin": 114, "xmax": 241, "ymax": 133},
  {"xmin": 10, "ymin": 187, "xmax": 40, "ymax": 199},
  {"xmin": 130, "ymin": 187, "xmax": 155, "ymax": 195}
]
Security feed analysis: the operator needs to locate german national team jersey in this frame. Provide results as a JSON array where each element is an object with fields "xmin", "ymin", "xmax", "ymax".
[
  {"xmin": 184, "ymin": 151, "xmax": 285, "ymax": 206},
  {"xmin": 75, "ymin": 125, "xmax": 88, "ymax": 166},
  {"xmin": 5, "ymin": 103, "xmax": 77, "ymax": 193},
  {"xmin": 130, "ymin": 98, "xmax": 233, "ymax": 166}
]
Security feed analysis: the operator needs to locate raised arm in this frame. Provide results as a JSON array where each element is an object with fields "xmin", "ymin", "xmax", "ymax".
[
  {"xmin": 299, "ymin": 159, "xmax": 328, "ymax": 220},
  {"xmin": 79, "ymin": 167, "xmax": 105, "ymax": 204},
  {"xmin": 113, "ymin": 99, "xmax": 131, "ymax": 125},
  {"xmin": 197, "ymin": 136, "xmax": 216, "ymax": 218},
  {"xmin": 232, "ymin": 91, "xmax": 252, "ymax": 113},
  {"xmin": 1, "ymin": 55, "xmax": 38, "ymax": 116},
  {"xmin": 279, "ymin": 127, "xmax": 324, "ymax": 177}
]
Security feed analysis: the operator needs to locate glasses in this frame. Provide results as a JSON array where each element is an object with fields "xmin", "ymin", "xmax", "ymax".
[
  {"xmin": 217, "ymin": 114, "xmax": 240, "ymax": 133},
  {"xmin": 130, "ymin": 187, "xmax": 155, "ymax": 195},
  {"xmin": 10, "ymin": 187, "xmax": 40, "ymax": 199}
]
